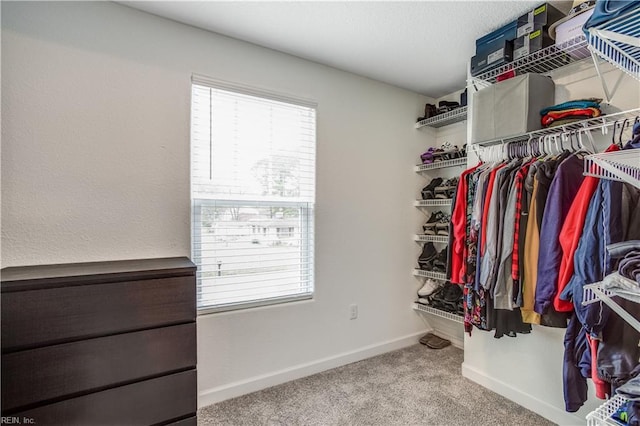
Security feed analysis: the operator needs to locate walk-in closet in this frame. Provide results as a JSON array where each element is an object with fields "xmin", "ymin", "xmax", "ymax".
[{"xmin": 2, "ymin": 1, "xmax": 639, "ymax": 425}]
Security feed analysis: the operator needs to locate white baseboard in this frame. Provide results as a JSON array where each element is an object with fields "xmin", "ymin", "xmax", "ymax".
[
  {"xmin": 198, "ymin": 330, "xmax": 428, "ymax": 409},
  {"xmin": 461, "ymin": 362, "xmax": 585, "ymax": 426}
]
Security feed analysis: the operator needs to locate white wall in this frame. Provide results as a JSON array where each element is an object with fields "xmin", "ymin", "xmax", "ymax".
[
  {"xmin": 462, "ymin": 62, "xmax": 640, "ymax": 425},
  {"xmin": 1, "ymin": 1, "xmax": 436, "ymax": 406}
]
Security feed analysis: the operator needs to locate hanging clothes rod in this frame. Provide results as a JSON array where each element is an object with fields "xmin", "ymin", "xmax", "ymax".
[{"xmin": 471, "ymin": 108, "xmax": 640, "ymax": 148}]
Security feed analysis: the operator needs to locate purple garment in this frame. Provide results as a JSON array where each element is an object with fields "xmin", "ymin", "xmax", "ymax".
[{"xmin": 535, "ymin": 155, "xmax": 585, "ymax": 315}]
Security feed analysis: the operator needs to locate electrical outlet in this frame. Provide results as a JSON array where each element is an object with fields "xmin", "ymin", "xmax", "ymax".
[{"xmin": 349, "ymin": 304, "xmax": 358, "ymax": 320}]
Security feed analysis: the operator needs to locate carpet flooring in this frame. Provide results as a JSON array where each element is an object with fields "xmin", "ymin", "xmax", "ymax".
[{"xmin": 198, "ymin": 343, "xmax": 555, "ymax": 426}]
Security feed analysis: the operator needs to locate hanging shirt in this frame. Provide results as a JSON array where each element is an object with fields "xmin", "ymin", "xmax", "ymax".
[
  {"xmin": 556, "ymin": 145, "xmax": 620, "ymax": 312},
  {"xmin": 511, "ymin": 161, "xmax": 533, "ymax": 283},
  {"xmin": 522, "ymin": 178, "xmax": 541, "ymax": 325},
  {"xmin": 535, "ymin": 154, "xmax": 585, "ymax": 315},
  {"xmin": 451, "ymin": 163, "xmax": 481, "ymax": 284}
]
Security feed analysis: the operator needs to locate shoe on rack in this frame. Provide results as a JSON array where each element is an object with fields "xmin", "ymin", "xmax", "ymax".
[
  {"xmin": 434, "ymin": 178, "xmax": 458, "ymax": 199},
  {"xmin": 421, "ymin": 177, "xmax": 444, "ymax": 200},
  {"xmin": 417, "ymin": 242, "xmax": 438, "ymax": 269},
  {"xmin": 416, "ymin": 104, "xmax": 437, "ymax": 123},
  {"xmin": 438, "ymin": 100, "xmax": 460, "ymax": 110},
  {"xmin": 423, "ymin": 211, "xmax": 447, "ymax": 234},
  {"xmin": 428, "ymin": 212, "xmax": 450, "ymax": 236},
  {"xmin": 420, "ymin": 148, "xmax": 435, "ymax": 164},
  {"xmin": 418, "ymin": 278, "xmax": 441, "ymax": 297},
  {"xmin": 435, "ymin": 219, "xmax": 451, "ymax": 236},
  {"xmin": 444, "ymin": 282, "xmax": 463, "ymax": 303},
  {"xmin": 432, "ymin": 249, "xmax": 448, "ymax": 273},
  {"xmin": 429, "ymin": 282, "xmax": 462, "ymax": 314}
]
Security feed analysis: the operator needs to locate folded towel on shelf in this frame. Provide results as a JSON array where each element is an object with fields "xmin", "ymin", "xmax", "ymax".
[
  {"xmin": 541, "ymin": 107, "xmax": 602, "ymax": 127},
  {"xmin": 540, "ymin": 98, "xmax": 602, "ymax": 116}
]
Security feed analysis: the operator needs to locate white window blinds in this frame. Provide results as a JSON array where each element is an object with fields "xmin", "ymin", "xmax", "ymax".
[{"xmin": 191, "ymin": 78, "xmax": 316, "ymax": 313}]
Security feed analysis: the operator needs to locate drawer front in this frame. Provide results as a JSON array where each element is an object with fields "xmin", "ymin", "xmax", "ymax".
[
  {"xmin": 167, "ymin": 416, "xmax": 197, "ymax": 426},
  {"xmin": 14, "ymin": 370, "xmax": 196, "ymax": 426},
  {"xmin": 2, "ymin": 323, "xmax": 196, "ymax": 412},
  {"xmin": 2, "ymin": 276, "xmax": 195, "ymax": 351}
]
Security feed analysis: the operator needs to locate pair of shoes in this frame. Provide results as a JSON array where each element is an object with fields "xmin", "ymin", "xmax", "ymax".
[
  {"xmin": 439, "ymin": 100, "xmax": 459, "ymax": 110},
  {"xmin": 420, "ymin": 147, "xmax": 435, "ymax": 164},
  {"xmin": 416, "ymin": 103, "xmax": 438, "ymax": 122},
  {"xmin": 423, "ymin": 211, "xmax": 446, "ymax": 234},
  {"xmin": 418, "ymin": 278, "xmax": 441, "ymax": 297},
  {"xmin": 419, "ymin": 248, "xmax": 447, "ymax": 272},
  {"xmin": 433, "ymin": 146, "xmax": 464, "ymax": 162},
  {"xmin": 428, "ymin": 283, "xmax": 463, "ymax": 314},
  {"xmin": 419, "ymin": 332, "xmax": 451, "ymax": 349},
  {"xmin": 421, "ymin": 177, "xmax": 443, "ymax": 200},
  {"xmin": 433, "ymin": 177, "xmax": 459, "ymax": 199},
  {"xmin": 423, "ymin": 211, "xmax": 450, "ymax": 235},
  {"xmin": 431, "ymin": 250, "xmax": 448, "ymax": 273},
  {"xmin": 417, "ymin": 242, "xmax": 438, "ymax": 270}
]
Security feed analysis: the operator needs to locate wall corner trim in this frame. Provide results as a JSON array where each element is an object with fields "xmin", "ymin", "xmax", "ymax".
[
  {"xmin": 461, "ymin": 362, "xmax": 585, "ymax": 426},
  {"xmin": 198, "ymin": 330, "xmax": 428, "ymax": 409}
]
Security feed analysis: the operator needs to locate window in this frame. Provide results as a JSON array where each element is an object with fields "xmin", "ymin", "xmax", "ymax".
[{"xmin": 191, "ymin": 75, "xmax": 316, "ymax": 313}]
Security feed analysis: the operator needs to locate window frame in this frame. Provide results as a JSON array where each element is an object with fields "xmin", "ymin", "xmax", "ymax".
[{"xmin": 190, "ymin": 76, "xmax": 316, "ymax": 315}]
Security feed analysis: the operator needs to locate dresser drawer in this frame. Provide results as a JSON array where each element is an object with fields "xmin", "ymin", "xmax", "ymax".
[
  {"xmin": 14, "ymin": 370, "xmax": 197, "ymax": 425},
  {"xmin": 2, "ymin": 276, "xmax": 195, "ymax": 351},
  {"xmin": 168, "ymin": 416, "xmax": 197, "ymax": 426},
  {"xmin": 2, "ymin": 323, "xmax": 196, "ymax": 412}
]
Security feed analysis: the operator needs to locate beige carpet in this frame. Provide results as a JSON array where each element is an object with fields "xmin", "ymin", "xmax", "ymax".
[{"xmin": 198, "ymin": 343, "xmax": 555, "ymax": 426}]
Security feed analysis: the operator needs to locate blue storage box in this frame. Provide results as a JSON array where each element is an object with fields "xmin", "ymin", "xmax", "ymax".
[
  {"xmin": 471, "ymin": 39, "xmax": 514, "ymax": 77},
  {"xmin": 475, "ymin": 20, "xmax": 518, "ymax": 57}
]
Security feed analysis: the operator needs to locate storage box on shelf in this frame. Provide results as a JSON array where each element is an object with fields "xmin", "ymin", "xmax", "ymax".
[{"xmin": 470, "ymin": 73, "xmax": 555, "ymax": 144}]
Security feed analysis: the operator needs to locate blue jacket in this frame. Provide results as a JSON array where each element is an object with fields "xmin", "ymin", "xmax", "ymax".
[{"xmin": 535, "ymin": 155, "xmax": 585, "ymax": 315}]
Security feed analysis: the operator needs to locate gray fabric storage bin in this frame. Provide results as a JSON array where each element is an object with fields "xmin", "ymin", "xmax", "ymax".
[{"xmin": 471, "ymin": 73, "xmax": 555, "ymax": 144}]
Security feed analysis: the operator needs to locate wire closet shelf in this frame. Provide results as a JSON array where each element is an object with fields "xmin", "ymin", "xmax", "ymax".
[
  {"xmin": 412, "ymin": 269, "xmax": 447, "ymax": 281},
  {"xmin": 415, "ymin": 106, "xmax": 468, "ymax": 129},
  {"xmin": 587, "ymin": 7, "xmax": 640, "ymax": 82},
  {"xmin": 584, "ymin": 146, "xmax": 640, "ymax": 189},
  {"xmin": 412, "ymin": 303, "xmax": 464, "ymax": 323},
  {"xmin": 414, "ymin": 234, "xmax": 449, "ymax": 244},
  {"xmin": 414, "ymin": 199, "xmax": 453, "ymax": 207},
  {"xmin": 414, "ymin": 156, "xmax": 467, "ymax": 172},
  {"xmin": 469, "ymin": 34, "xmax": 590, "ymax": 86},
  {"xmin": 471, "ymin": 108, "xmax": 640, "ymax": 148},
  {"xmin": 586, "ymin": 394, "xmax": 629, "ymax": 426}
]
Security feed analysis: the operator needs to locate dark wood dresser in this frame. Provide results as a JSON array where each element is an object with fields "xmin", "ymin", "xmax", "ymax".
[{"xmin": 1, "ymin": 257, "xmax": 197, "ymax": 425}]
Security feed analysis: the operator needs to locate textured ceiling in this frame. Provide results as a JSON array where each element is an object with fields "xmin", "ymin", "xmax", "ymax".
[{"xmin": 120, "ymin": 1, "xmax": 568, "ymax": 98}]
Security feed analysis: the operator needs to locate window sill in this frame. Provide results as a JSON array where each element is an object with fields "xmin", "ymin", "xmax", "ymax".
[{"xmin": 197, "ymin": 293, "xmax": 314, "ymax": 316}]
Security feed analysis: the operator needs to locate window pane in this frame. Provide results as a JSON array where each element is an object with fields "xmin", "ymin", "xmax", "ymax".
[{"xmin": 191, "ymin": 81, "xmax": 315, "ymax": 311}]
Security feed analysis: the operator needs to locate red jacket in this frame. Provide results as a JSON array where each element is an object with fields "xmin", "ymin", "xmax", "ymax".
[{"xmin": 555, "ymin": 144, "xmax": 619, "ymax": 312}]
